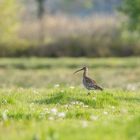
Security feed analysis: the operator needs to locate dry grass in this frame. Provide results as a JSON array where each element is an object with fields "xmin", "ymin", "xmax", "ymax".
[
  {"xmin": 20, "ymin": 14, "xmax": 119, "ymax": 40},
  {"xmin": 2, "ymin": 14, "xmax": 139, "ymax": 57}
]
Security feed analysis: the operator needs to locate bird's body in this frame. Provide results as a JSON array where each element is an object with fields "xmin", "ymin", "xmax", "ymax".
[
  {"xmin": 83, "ymin": 76, "xmax": 102, "ymax": 91},
  {"xmin": 74, "ymin": 66, "xmax": 103, "ymax": 94}
]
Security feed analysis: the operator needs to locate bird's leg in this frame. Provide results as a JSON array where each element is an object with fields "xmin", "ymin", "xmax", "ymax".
[{"xmin": 93, "ymin": 90, "xmax": 97, "ymax": 97}]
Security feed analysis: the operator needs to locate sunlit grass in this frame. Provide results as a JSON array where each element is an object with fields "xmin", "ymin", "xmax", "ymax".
[
  {"xmin": 0, "ymin": 57, "xmax": 140, "ymax": 140},
  {"xmin": 0, "ymin": 87, "xmax": 140, "ymax": 140}
]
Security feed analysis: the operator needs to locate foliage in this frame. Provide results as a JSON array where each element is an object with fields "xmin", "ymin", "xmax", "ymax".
[
  {"xmin": 62, "ymin": 0, "xmax": 93, "ymax": 11},
  {"xmin": 0, "ymin": 29, "xmax": 140, "ymax": 57},
  {"xmin": 36, "ymin": 0, "xmax": 45, "ymax": 18},
  {"xmin": 0, "ymin": 13, "xmax": 139, "ymax": 57},
  {"xmin": 0, "ymin": 0, "xmax": 140, "ymax": 57},
  {"xmin": 120, "ymin": 0, "xmax": 140, "ymax": 32},
  {"xmin": 0, "ymin": 0, "xmax": 20, "ymax": 45}
]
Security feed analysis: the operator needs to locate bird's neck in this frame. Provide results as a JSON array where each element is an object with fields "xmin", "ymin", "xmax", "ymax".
[{"xmin": 83, "ymin": 70, "xmax": 88, "ymax": 77}]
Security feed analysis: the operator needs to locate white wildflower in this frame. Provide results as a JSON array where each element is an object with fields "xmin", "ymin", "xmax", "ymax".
[
  {"xmin": 71, "ymin": 101, "xmax": 78, "ymax": 105},
  {"xmin": 48, "ymin": 116, "xmax": 54, "ymax": 120},
  {"xmin": 50, "ymin": 108, "xmax": 57, "ymax": 115},
  {"xmin": 120, "ymin": 108, "xmax": 128, "ymax": 114},
  {"xmin": 33, "ymin": 89, "xmax": 39, "ymax": 94},
  {"xmin": 75, "ymin": 101, "xmax": 79, "ymax": 104},
  {"xmin": 111, "ymin": 106, "xmax": 115, "ymax": 109},
  {"xmin": 83, "ymin": 105, "xmax": 89, "ymax": 108},
  {"xmin": 2, "ymin": 110, "xmax": 8, "ymax": 121},
  {"xmin": 79, "ymin": 102, "xmax": 84, "ymax": 106},
  {"xmin": 39, "ymin": 112, "xmax": 46, "ymax": 118},
  {"xmin": 70, "ymin": 86, "xmax": 75, "ymax": 89},
  {"xmin": 60, "ymin": 90, "xmax": 64, "ymax": 93},
  {"xmin": 43, "ymin": 108, "xmax": 49, "ymax": 113},
  {"xmin": 58, "ymin": 112, "xmax": 66, "ymax": 118},
  {"xmin": 127, "ymin": 84, "xmax": 136, "ymax": 91},
  {"xmin": 103, "ymin": 111, "xmax": 108, "ymax": 115},
  {"xmin": 64, "ymin": 104, "xmax": 69, "ymax": 108},
  {"xmin": 90, "ymin": 115, "xmax": 98, "ymax": 121},
  {"xmin": 71, "ymin": 101, "xmax": 76, "ymax": 105},
  {"xmin": 82, "ymin": 121, "xmax": 88, "ymax": 128},
  {"xmin": 92, "ymin": 97, "xmax": 96, "ymax": 101},
  {"xmin": 54, "ymin": 84, "xmax": 60, "ymax": 88}
]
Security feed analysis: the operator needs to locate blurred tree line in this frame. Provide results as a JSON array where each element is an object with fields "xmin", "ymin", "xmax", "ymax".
[
  {"xmin": 120, "ymin": 0, "xmax": 140, "ymax": 31},
  {"xmin": 0, "ymin": 0, "xmax": 20, "ymax": 55},
  {"xmin": 0, "ymin": 0, "xmax": 140, "ymax": 57}
]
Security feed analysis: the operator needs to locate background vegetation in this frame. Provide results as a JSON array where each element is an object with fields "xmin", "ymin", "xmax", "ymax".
[
  {"xmin": 0, "ymin": 0, "xmax": 140, "ymax": 57},
  {"xmin": 0, "ymin": 57, "xmax": 140, "ymax": 89},
  {"xmin": 120, "ymin": 0, "xmax": 140, "ymax": 31}
]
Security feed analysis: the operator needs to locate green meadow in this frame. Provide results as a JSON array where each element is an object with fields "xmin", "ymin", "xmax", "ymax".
[{"xmin": 0, "ymin": 57, "xmax": 140, "ymax": 140}]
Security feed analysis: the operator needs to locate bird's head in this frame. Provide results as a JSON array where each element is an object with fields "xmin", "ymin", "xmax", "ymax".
[{"xmin": 73, "ymin": 66, "xmax": 88, "ymax": 74}]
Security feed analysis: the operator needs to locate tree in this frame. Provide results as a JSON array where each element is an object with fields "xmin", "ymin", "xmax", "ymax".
[
  {"xmin": 0, "ymin": 0, "xmax": 20, "ymax": 45},
  {"xmin": 36, "ymin": 0, "xmax": 46, "ymax": 43},
  {"xmin": 60, "ymin": 0, "xmax": 93, "ymax": 13},
  {"xmin": 120, "ymin": 0, "xmax": 140, "ymax": 32}
]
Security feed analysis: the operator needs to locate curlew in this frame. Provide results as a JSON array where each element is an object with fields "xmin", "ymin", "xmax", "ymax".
[{"xmin": 74, "ymin": 66, "xmax": 103, "ymax": 95}]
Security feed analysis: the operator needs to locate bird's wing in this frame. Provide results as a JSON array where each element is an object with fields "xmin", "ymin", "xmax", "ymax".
[
  {"xmin": 85, "ymin": 76, "xmax": 97, "ymax": 86},
  {"xmin": 94, "ymin": 84, "xmax": 103, "ymax": 90},
  {"xmin": 85, "ymin": 76, "xmax": 103, "ymax": 90}
]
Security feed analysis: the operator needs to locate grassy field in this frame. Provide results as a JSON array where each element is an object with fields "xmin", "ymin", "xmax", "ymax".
[{"xmin": 0, "ymin": 57, "xmax": 140, "ymax": 140}]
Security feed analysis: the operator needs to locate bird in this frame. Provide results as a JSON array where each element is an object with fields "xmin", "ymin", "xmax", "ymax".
[{"xmin": 74, "ymin": 66, "xmax": 103, "ymax": 95}]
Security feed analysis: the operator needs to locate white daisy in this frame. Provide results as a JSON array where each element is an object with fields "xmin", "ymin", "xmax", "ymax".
[
  {"xmin": 90, "ymin": 115, "xmax": 98, "ymax": 121},
  {"xmin": 48, "ymin": 116, "xmax": 54, "ymax": 120},
  {"xmin": 103, "ymin": 111, "xmax": 108, "ymax": 115},
  {"xmin": 2, "ymin": 110, "xmax": 8, "ymax": 121},
  {"xmin": 50, "ymin": 108, "xmax": 57, "ymax": 114},
  {"xmin": 54, "ymin": 84, "xmax": 60, "ymax": 88},
  {"xmin": 58, "ymin": 112, "xmax": 66, "ymax": 118},
  {"xmin": 82, "ymin": 121, "xmax": 88, "ymax": 128},
  {"xmin": 70, "ymin": 86, "xmax": 75, "ymax": 89}
]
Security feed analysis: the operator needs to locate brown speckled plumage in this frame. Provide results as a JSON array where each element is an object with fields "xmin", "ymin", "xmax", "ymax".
[{"xmin": 74, "ymin": 66, "xmax": 103, "ymax": 94}]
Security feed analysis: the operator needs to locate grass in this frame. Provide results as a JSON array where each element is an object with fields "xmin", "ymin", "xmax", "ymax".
[
  {"xmin": 22, "ymin": 15, "xmax": 118, "ymax": 39},
  {"xmin": 0, "ymin": 57, "xmax": 140, "ymax": 140}
]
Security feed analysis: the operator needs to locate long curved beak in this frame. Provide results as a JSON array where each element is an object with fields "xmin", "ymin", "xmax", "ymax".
[{"xmin": 73, "ymin": 68, "xmax": 83, "ymax": 74}]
